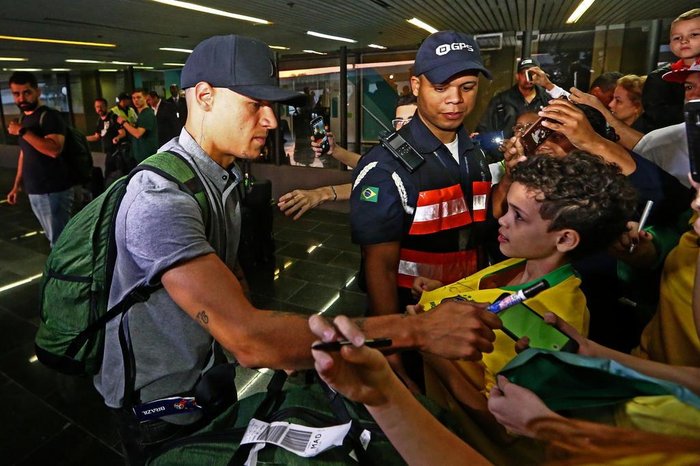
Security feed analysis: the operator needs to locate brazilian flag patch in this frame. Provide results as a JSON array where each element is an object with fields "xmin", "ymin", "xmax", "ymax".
[{"xmin": 360, "ymin": 185, "xmax": 379, "ymax": 203}]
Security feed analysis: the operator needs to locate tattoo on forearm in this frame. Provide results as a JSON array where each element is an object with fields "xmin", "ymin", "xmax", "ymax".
[
  {"xmin": 196, "ymin": 310, "xmax": 209, "ymax": 325},
  {"xmin": 354, "ymin": 318, "xmax": 366, "ymax": 331}
]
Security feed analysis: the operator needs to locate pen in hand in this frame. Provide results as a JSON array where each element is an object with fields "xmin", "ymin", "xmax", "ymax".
[
  {"xmin": 629, "ymin": 200, "xmax": 654, "ymax": 254},
  {"xmin": 311, "ymin": 338, "xmax": 392, "ymax": 352}
]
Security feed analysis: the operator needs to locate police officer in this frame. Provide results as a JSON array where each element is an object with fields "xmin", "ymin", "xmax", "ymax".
[{"xmin": 350, "ymin": 31, "xmax": 503, "ymax": 390}]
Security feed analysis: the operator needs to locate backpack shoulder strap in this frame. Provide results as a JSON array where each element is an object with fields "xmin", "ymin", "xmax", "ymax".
[{"xmin": 134, "ymin": 151, "xmax": 210, "ymax": 232}]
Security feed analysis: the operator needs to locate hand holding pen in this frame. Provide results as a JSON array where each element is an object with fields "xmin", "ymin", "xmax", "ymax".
[{"xmin": 629, "ymin": 200, "xmax": 654, "ymax": 254}]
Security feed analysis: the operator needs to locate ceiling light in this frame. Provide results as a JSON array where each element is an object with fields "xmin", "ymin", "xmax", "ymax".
[
  {"xmin": 368, "ymin": 44, "xmax": 387, "ymax": 50},
  {"xmin": 51, "ymin": 68, "xmax": 71, "ymax": 72},
  {"xmin": 159, "ymin": 47, "xmax": 193, "ymax": 53},
  {"xmin": 566, "ymin": 0, "xmax": 595, "ymax": 24},
  {"xmin": 134, "ymin": 66, "xmax": 155, "ymax": 70},
  {"xmin": 163, "ymin": 62, "xmax": 186, "ymax": 66},
  {"xmin": 111, "ymin": 61, "xmax": 141, "ymax": 65},
  {"xmin": 303, "ymin": 50, "xmax": 327, "ymax": 55},
  {"xmin": 0, "ymin": 57, "xmax": 28, "ymax": 61},
  {"xmin": 66, "ymin": 59, "xmax": 104, "ymax": 63},
  {"xmin": 150, "ymin": 0, "xmax": 270, "ymax": 24},
  {"xmin": 6, "ymin": 68, "xmax": 42, "ymax": 72},
  {"xmin": 0, "ymin": 34, "xmax": 115, "ymax": 48},
  {"xmin": 99, "ymin": 69, "xmax": 119, "ymax": 72},
  {"xmin": 307, "ymin": 31, "xmax": 356, "ymax": 43},
  {"xmin": 269, "ymin": 45, "xmax": 289, "ymax": 50},
  {"xmin": 407, "ymin": 17, "xmax": 438, "ymax": 34}
]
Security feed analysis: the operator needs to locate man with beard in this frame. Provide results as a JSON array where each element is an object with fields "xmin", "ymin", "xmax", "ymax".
[
  {"xmin": 5, "ymin": 71, "xmax": 72, "ymax": 246},
  {"xmin": 86, "ymin": 97, "xmax": 126, "ymax": 186}
]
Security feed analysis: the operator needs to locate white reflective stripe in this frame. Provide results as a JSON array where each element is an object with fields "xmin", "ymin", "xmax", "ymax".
[
  {"xmin": 473, "ymin": 194, "xmax": 487, "ymax": 211},
  {"xmin": 413, "ymin": 197, "xmax": 468, "ymax": 222},
  {"xmin": 352, "ymin": 162, "xmax": 378, "ymax": 190},
  {"xmin": 398, "ymin": 259, "xmax": 420, "ymax": 277},
  {"xmin": 391, "ymin": 172, "xmax": 414, "ymax": 215}
]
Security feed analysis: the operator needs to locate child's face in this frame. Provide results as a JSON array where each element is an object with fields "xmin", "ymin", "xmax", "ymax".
[
  {"xmin": 670, "ymin": 18, "xmax": 700, "ymax": 60},
  {"xmin": 497, "ymin": 182, "xmax": 563, "ymax": 260}
]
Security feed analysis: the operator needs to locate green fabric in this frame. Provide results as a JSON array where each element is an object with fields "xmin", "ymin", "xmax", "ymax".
[
  {"xmin": 148, "ymin": 377, "xmax": 419, "ymax": 466},
  {"xmin": 130, "ymin": 107, "xmax": 159, "ymax": 163},
  {"xmin": 499, "ymin": 348, "xmax": 700, "ymax": 412},
  {"xmin": 35, "ymin": 152, "xmax": 208, "ymax": 376}
]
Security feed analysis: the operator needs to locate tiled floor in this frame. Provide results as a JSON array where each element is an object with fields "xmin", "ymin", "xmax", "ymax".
[{"xmin": 0, "ymin": 168, "xmax": 365, "ymax": 465}]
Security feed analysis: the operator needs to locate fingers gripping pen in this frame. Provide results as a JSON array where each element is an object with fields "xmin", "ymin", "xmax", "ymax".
[{"xmin": 487, "ymin": 280, "xmax": 550, "ymax": 313}]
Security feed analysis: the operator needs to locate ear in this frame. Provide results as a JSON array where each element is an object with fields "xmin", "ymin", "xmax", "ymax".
[
  {"xmin": 193, "ymin": 82, "xmax": 214, "ymax": 109},
  {"xmin": 555, "ymin": 229, "xmax": 580, "ymax": 254},
  {"xmin": 410, "ymin": 76, "xmax": 420, "ymax": 97}
]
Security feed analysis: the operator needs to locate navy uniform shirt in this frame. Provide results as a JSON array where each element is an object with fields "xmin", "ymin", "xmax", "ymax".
[{"xmin": 350, "ymin": 115, "xmax": 493, "ymax": 250}]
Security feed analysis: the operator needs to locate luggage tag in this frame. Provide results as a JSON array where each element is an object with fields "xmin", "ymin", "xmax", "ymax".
[
  {"xmin": 133, "ymin": 396, "xmax": 201, "ymax": 422},
  {"xmin": 241, "ymin": 418, "xmax": 351, "ymax": 465}
]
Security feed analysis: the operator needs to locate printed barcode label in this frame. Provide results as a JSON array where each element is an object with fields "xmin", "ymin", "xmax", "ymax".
[
  {"xmin": 241, "ymin": 418, "xmax": 352, "ymax": 458},
  {"xmin": 280, "ymin": 428, "xmax": 312, "ymax": 452},
  {"xmin": 266, "ymin": 424, "xmax": 287, "ymax": 443}
]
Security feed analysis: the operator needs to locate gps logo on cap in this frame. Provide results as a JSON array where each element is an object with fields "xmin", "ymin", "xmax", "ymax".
[{"xmin": 435, "ymin": 42, "xmax": 475, "ymax": 56}]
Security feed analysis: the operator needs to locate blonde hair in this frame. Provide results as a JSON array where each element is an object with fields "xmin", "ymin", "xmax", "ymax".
[
  {"xmin": 616, "ymin": 74, "xmax": 646, "ymax": 106},
  {"xmin": 672, "ymin": 8, "xmax": 700, "ymax": 24},
  {"xmin": 528, "ymin": 417, "xmax": 700, "ymax": 465}
]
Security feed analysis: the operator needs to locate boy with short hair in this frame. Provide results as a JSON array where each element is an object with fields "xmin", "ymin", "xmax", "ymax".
[{"xmin": 415, "ymin": 151, "xmax": 638, "ymax": 396}]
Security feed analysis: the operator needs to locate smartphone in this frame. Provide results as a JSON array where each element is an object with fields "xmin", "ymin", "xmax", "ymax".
[
  {"xmin": 310, "ymin": 115, "xmax": 330, "ymax": 154},
  {"xmin": 525, "ymin": 69, "xmax": 533, "ymax": 82},
  {"xmin": 474, "ymin": 130, "xmax": 505, "ymax": 152},
  {"xmin": 685, "ymin": 100, "xmax": 700, "ymax": 182},
  {"xmin": 499, "ymin": 301, "xmax": 579, "ymax": 353},
  {"xmin": 519, "ymin": 116, "xmax": 556, "ymax": 156}
]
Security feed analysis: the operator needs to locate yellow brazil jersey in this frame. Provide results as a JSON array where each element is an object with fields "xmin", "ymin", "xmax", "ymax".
[
  {"xmin": 419, "ymin": 257, "xmax": 589, "ymax": 394},
  {"xmin": 634, "ymin": 225, "xmax": 700, "ymax": 366}
]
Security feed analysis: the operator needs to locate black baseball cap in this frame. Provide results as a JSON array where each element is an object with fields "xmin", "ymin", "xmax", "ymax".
[
  {"xmin": 180, "ymin": 34, "xmax": 306, "ymax": 105},
  {"xmin": 413, "ymin": 31, "xmax": 492, "ymax": 83},
  {"xmin": 117, "ymin": 92, "xmax": 131, "ymax": 101},
  {"xmin": 518, "ymin": 58, "xmax": 540, "ymax": 72}
]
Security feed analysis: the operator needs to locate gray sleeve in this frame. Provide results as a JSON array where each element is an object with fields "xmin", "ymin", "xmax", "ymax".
[{"xmin": 121, "ymin": 172, "xmax": 215, "ymax": 286}]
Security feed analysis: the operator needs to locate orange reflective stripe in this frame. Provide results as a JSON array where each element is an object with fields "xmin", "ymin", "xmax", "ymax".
[
  {"xmin": 409, "ymin": 184, "xmax": 472, "ymax": 235},
  {"xmin": 397, "ymin": 248, "xmax": 478, "ymax": 289}
]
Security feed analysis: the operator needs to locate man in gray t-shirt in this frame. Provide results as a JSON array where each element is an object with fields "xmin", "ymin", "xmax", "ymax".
[{"xmin": 97, "ymin": 34, "xmax": 501, "ymax": 464}]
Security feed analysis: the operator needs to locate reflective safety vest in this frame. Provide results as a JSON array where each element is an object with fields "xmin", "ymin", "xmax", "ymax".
[{"xmin": 397, "ymin": 180, "xmax": 491, "ymax": 289}]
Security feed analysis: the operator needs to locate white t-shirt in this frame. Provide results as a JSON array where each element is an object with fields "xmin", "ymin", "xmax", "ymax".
[{"xmin": 445, "ymin": 135, "xmax": 459, "ymax": 164}]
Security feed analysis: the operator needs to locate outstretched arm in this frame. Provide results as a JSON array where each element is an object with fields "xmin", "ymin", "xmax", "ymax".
[
  {"xmin": 310, "ymin": 315, "xmax": 491, "ymax": 466},
  {"xmin": 543, "ymin": 312, "xmax": 700, "ymax": 396},
  {"xmin": 161, "ymin": 253, "xmax": 501, "ymax": 369},
  {"xmin": 278, "ymin": 183, "xmax": 351, "ymax": 220},
  {"xmin": 567, "ymin": 87, "xmax": 643, "ymax": 150}
]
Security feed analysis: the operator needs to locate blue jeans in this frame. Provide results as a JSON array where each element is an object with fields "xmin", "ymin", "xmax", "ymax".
[{"xmin": 28, "ymin": 188, "xmax": 74, "ymax": 247}]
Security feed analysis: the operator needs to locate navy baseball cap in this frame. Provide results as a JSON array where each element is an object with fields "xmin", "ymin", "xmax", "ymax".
[
  {"xmin": 518, "ymin": 58, "xmax": 540, "ymax": 72},
  {"xmin": 181, "ymin": 34, "xmax": 306, "ymax": 105},
  {"xmin": 413, "ymin": 31, "xmax": 492, "ymax": 83}
]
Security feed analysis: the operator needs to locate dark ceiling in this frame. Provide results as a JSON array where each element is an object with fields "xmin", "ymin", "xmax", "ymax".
[{"xmin": 0, "ymin": 0, "xmax": 696, "ymax": 72}]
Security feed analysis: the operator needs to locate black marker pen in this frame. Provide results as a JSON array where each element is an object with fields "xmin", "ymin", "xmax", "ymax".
[{"xmin": 311, "ymin": 338, "xmax": 392, "ymax": 352}]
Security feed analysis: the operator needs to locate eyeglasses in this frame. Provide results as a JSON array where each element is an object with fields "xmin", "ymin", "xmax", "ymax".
[
  {"xmin": 512, "ymin": 123, "xmax": 533, "ymax": 135},
  {"xmin": 391, "ymin": 117, "xmax": 412, "ymax": 130}
]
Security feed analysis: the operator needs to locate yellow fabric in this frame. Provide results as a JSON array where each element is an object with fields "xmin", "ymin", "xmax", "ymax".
[
  {"xmin": 614, "ymin": 395, "xmax": 700, "ymax": 439},
  {"xmin": 419, "ymin": 258, "xmax": 589, "ymax": 394},
  {"xmin": 633, "ymin": 228, "xmax": 700, "ymax": 366}
]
